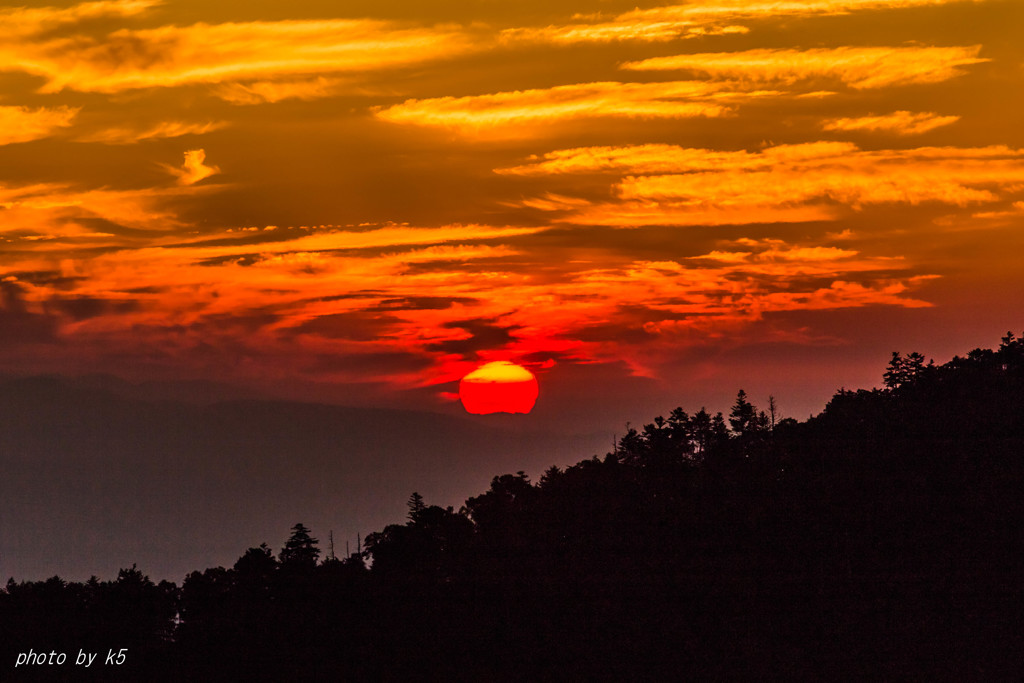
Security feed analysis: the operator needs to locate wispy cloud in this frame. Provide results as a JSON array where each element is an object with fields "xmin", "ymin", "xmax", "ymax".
[
  {"xmin": 0, "ymin": 180, "xmax": 217, "ymax": 239},
  {"xmin": 2, "ymin": 18, "xmax": 474, "ymax": 94},
  {"xmin": 562, "ymin": 203, "xmax": 841, "ymax": 227},
  {"xmin": 822, "ymin": 110, "xmax": 960, "ymax": 135},
  {"xmin": 162, "ymin": 149, "xmax": 220, "ymax": 186},
  {"xmin": 502, "ymin": 0, "xmax": 981, "ymax": 46},
  {"xmin": 212, "ymin": 77, "xmax": 345, "ymax": 105},
  {"xmin": 615, "ymin": 0, "xmax": 982, "ymax": 24},
  {"xmin": 501, "ymin": 19, "xmax": 747, "ymax": 45},
  {"xmin": 77, "ymin": 120, "xmax": 228, "ymax": 144},
  {"xmin": 502, "ymin": 142, "xmax": 1024, "ymax": 226},
  {"xmin": 0, "ymin": 0, "xmax": 158, "ymax": 38},
  {"xmin": 0, "ymin": 105, "xmax": 79, "ymax": 145},
  {"xmin": 497, "ymin": 142, "xmax": 862, "ymax": 176},
  {"xmin": 373, "ymin": 81, "xmax": 766, "ymax": 132},
  {"xmin": 622, "ymin": 46, "xmax": 988, "ymax": 90}
]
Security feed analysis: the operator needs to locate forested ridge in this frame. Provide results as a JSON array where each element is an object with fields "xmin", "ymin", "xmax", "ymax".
[{"xmin": 3, "ymin": 333, "xmax": 1023, "ymax": 680}]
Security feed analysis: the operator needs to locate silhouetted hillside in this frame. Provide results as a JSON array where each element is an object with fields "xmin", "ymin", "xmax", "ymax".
[{"xmin": 2, "ymin": 333, "xmax": 1022, "ymax": 680}]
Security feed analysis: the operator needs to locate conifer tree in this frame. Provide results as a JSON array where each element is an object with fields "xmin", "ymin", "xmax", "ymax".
[
  {"xmin": 407, "ymin": 492, "xmax": 426, "ymax": 522},
  {"xmin": 280, "ymin": 523, "xmax": 320, "ymax": 568},
  {"xmin": 729, "ymin": 389, "xmax": 757, "ymax": 435}
]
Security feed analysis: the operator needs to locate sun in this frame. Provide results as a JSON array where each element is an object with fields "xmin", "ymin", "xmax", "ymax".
[{"xmin": 458, "ymin": 361, "xmax": 539, "ymax": 415}]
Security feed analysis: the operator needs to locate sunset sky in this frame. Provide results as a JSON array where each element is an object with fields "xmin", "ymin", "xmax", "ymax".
[{"xmin": 2, "ymin": 0, "xmax": 1022, "ymax": 428}]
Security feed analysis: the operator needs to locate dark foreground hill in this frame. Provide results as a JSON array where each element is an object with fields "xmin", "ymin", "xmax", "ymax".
[{"xmin": 2, "ymin": 333, "xmax": 1023, "ymax": 680}]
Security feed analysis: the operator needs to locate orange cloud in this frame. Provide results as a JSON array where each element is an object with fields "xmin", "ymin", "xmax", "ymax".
[
  {"xmin": 0, "ymin": 180, "xmax": 218, "ymax": 238},
  {"xmin": 615, "ymin": 168, "xmax": 996, "ymax": 207},
  {"xmin": 622, "ymin": 46, "xmax": 988, "ymax": 90},
  {"xmin": 558, "ymin": 202, "xmax": 841, "ymax": 227},
  {"xmin": 0, "ymin": 105, "xmax": 79, "ymax": 145},
  {"xmin": 373, "ymin": 81, "xmax": 751, "ymax": 131},
  {"xmin": 2, "ymin": 18, "xmax": 473, "ymax": 94},
  {"xmin": 1, "ymin": 201, "xmax": 941, "ymax": 389},
  {"xmin": 503, "ymin": 142, "xmax": 1024, "ymax": 177},
  {"xmin": 822, "ymin": 111, "xmax": 960, "ymax": 135},
  {"xmin": 0, "ymin": 0, "xmax": 158, "ymax": 37},
  {"xmin": 77, "ymin": 120, "xmax": 228, "ymax": 144},
  {"xmin": 501, "ymin": 142, "xmax": 1024, "ymax": 226},
  {"xmin": 166, "ymin": 224, "xmax": 542, "ymax": 262},
  {"xmin": 0, "ymin": 219, "xmax": 549, "ymax": 387},
  {"xmin": 687, "ymin": 239, "xmax": 899, "ymax": 276},
  {"xmin": 970, "ymin": 201, "xmax": 1024, "ymax": 220},
  {"xmin": 162, "ymin": 149, "xmax": 220, "ymax": 186},
  {"xmin": 498, "ymin": 141, "xmax": 860, "ymax": 176},
  {"xmin": 502, "ymin": 0, "xmax": 981, "ymax": 46},
  {"xmin": 512, "ymin": 193, "xmax": 594, "ymax": 212},
  {"xmin": 616, "ymin": 0, "xmax": 981, "ymax": 24},
  {"xmin": 501, "ymin": 19, "xmax": 747, "ymax": 44},
  {"xmin": 212, "ymin": 77, "xmax": 345, "ymax": 105}
]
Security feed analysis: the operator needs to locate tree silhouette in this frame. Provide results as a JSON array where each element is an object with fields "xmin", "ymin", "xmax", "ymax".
[
  {"xmin": 728, "ymin": 389, "xmax": 757, "ymax": 435},
  {"xmin": 407, "ymin": 491, "xmax": 426, "ymax": 521},
  {"xmin": 767, "ymin": 394, "xmax": 780, "ymax": 430},
  {"xmin": 883, "ymin": 351, "xmax": 929, "ymax": 389},
  {"xmin": 279, "ymin": 523, "xmax": 320, "ymax": 568},
  {"xmin": 233, "ymin": 543, "xmax": 277, "ymax": 586}
]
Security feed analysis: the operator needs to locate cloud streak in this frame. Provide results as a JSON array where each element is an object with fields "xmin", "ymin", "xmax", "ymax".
[
  {"xmin": 373, "ymin": 81, "xmax": 775, "ymax": 132},
  {"xmin": 622, "ymin": 46, "xmax": 988, "ymax": 90},
  {"xmin": 0, "ymin": 106, "xmax": 79, "ymax": 145},
  {"xmin": 2, "ymin": 17, "xmax": 474, "ymax": 94},
  {"xmin": 502, "ymin": 142, "xmax": 1024, "ymax": 227},
  {"xmin": 212, "ymin": 77, "xmax": 345, "ymax": 105},
  {"xmin": 0, "ymin": 0, "xmax": 158, "ymax": 38},
  {"xmin": 821, "ymin": 111, "xmax": 960, "ymax": 135},
  {"xmin": 77, "ymin": 120, "xmax": 228, "ymax": 144},
  {"xmin": 502, "ymin": 0, "xmax": 982, "ymax": 46}
]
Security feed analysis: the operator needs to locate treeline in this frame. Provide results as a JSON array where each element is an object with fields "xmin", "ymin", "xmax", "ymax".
[{"xmin": 3, "ymin": 333, "xmax": 1023, "ymax": 680}]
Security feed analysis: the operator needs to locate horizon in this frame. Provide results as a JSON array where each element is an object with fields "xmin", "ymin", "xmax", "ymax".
[{"xmin": 0, "ymin": 332, "xmax": 1016, "ymax": 583}]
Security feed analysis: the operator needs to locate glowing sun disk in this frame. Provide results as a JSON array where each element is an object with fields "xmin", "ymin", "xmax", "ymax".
[{"xmin": 459, "ymin": 361, "xmax": 539, "ymax": 415}]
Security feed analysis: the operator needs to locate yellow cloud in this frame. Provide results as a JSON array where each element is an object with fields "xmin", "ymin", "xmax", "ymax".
[
  {"xmin": 523, "ymin": 142, "xmax": 1024, "ymax": 175},
  {"xmin": 77, "ymin": 120, "xmax": 228, "ymax": 144},
  {"xmin": 0, "ymin": 105, "xmax": 79, "ymax": 145},
  {"xmin": 617, "ymin": 0, "xmax": 981, "ymax": 24},
  {"xmin": 162, "ymin": 149, "xmax": 220, "ymax": 186},
  {"xmin": 822, "ymin": 111, "xmax": 960, "ymax": 135},
  {"xmin": 0, "ymin": 180, "xmax": 220, "ymax": 238},
  {"xmin": 616, "ymin": 169, "xmax": 996, "ymax": 207},
  {"xmin": 512, "ymin": 193, "xmax": 594, "ymax": 212},
  {"xmin": 499, "ymin": 142, "xmax": 866, "ymax": 176},
  {"xmin": 565, "ymin": 202, "xmax": 841, "ymax": 227},
  {"xmin": 166, "ymin": 224, "xmax": 542, "ymax": 261},
  {"xmin": 970, "ymin": 201, "xmax": 1024, "ymax": 220},
  {"xmin": 502, "ymin": 0, "xmax": 980, "ymax": 46},
  {"xmin": 502, "ymin": 20, "xmax": 747, "ymax": 44},
  {"xmin": 373, "ymin": 81, "xmax": 745, "ymax": 131},
  {"xmin": 2, "ymin": 18, "xmax": 473, "ymax": 94},
  {"xmin": 212, "ymin": 76, "xmax": 345, "ymax": 105},
  {"xmin": 622, "ymin": 46, "xmax": 988, "ymax": 90},
  {"xmin": 0, "ymin": 0, "xmax": 158, "ymax": 37},
  {"xmin": 502, "ymin": 142, "xmax": 1024, "ymax": 226}
]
